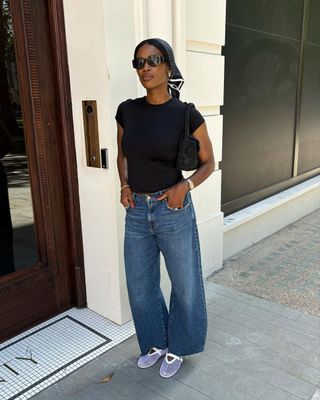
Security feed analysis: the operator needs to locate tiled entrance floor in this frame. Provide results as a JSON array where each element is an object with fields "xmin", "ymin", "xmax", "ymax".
[{"xmin": 0, "ymin": 308, "xmax": 135, "ymax": 400}]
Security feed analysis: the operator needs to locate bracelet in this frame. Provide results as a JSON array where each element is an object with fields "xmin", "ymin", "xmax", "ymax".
[
  {"xmin": 187, "ymin": 178, "xmax": 195, "ymax": 191},
  {"xmin": 120, "ymin": 184, "xmax": 130, "ymax": 191}
]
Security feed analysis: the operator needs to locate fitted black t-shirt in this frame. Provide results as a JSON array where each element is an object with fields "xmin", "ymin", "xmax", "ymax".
[{"xmin": 115, "ymin": 96, "xmax": 205, "ymax": 193}]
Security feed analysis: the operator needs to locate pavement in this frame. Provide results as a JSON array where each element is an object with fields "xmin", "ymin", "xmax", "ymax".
[
  {"xmin": 30, "ymin": 209, "xmax": 320, "ymax": 400},
  {"xmin": 210, "ymin": 208, "xmax": 320, "ymax": 317},
  {"xmin": 3, "ymin": 151, "xmax": 37, "ymax": 270}
]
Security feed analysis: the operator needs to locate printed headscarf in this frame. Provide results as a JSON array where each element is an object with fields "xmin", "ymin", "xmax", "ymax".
[{"xmin": 133, "ymin": 38, "xmax": 184, "ymax": 99}]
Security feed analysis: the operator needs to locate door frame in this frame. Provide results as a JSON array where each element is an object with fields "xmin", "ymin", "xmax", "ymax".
[{"xmin": 46, "ymin": 0, "xmax": 86, "ymax": 306}]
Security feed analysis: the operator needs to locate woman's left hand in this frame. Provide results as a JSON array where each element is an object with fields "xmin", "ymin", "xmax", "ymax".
[
  {"xmin": 158, "ymin": 120, "xmax": 216, "ymax": 209},
  {"xmin": 157, "ymin": 181, "xmax": 189, "ymax": 209}
]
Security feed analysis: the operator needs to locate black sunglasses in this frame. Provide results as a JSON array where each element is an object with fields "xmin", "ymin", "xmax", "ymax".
[{"xmin": 132, "ymin": 55, "xmax": 167, "ymax": 69}]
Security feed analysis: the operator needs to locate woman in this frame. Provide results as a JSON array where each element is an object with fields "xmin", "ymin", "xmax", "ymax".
[{"xmin": 116, "ymin": 38, "xmax": 215, "ymax": 378}]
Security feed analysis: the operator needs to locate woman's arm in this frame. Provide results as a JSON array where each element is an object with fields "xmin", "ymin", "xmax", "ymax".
[
  {"xmin": 117, "ymin": 122, "xmax": 135, "ymax": 208},
  {"xmin": 157, "ymin": 121, "xmax": 215, "ymax": 208},
  {"xmin": 186, "ymin": 121, "xmax": 215, "ymax": 187}
]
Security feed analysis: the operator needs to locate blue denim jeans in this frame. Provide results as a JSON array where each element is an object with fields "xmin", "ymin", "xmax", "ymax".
[{"xmin": 124, "ymin": 189, "xmax": 207, "ymax": 357}]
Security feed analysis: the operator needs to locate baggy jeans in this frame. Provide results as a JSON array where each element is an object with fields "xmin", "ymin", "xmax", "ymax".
[{"xmin": 124, "ymin": 189, "xmax": 207, "ymax": 357}]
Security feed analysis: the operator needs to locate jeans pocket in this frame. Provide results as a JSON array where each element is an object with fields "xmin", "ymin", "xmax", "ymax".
[{"xmin": 164, "ymin": 197, "xmax": 190, "ymax": 212}]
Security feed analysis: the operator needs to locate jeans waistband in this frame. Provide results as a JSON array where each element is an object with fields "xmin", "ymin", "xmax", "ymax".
[{"xmin": 133, "ymin": 188, "xmax": 168, "ymax": 201}]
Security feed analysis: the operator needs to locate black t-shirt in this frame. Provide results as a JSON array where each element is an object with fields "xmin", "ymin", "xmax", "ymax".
[{"xmin": 115, "ymin": 96, "xmax": 205, "ymax": 193}]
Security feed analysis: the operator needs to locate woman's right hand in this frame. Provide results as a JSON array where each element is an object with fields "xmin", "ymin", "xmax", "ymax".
[{"xmin": 121, "ymin": 186, "xmax": 135, "ymax": 209}]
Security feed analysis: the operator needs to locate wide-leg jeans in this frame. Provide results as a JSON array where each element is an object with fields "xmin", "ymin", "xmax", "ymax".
[{"xmin": 124, "ymin": 189, "xmax": 207, "ymax": 357}]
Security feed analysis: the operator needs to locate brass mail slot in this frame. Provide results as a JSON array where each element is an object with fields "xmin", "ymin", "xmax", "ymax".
[{"xmin": 82, "ymin": 100, "xmax": 101, "ymax": 168}]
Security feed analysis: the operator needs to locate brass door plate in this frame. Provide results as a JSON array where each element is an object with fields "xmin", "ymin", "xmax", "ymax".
[{"xmin": 82, "ymin": 100, "xmax": 101, "ymax": 168}]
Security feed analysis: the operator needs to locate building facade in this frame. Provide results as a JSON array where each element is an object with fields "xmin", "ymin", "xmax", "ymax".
[
  {"xmin": 0, "ymin": 0, "xmax": 319, "ymax": 341},
  {"xmin": 62, "ymin": 0, "xmax": 225, "ymax": 326}
]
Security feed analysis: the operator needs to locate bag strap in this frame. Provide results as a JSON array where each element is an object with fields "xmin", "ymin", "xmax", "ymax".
[{"xmin": 180, "ymin": 102, "xmax": 195, "ymax": 152}]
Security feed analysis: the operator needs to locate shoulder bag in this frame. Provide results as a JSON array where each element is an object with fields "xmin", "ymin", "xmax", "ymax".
[{"xmin": 176, "ymin": 102, "xmax": 201, "ymax": 171}]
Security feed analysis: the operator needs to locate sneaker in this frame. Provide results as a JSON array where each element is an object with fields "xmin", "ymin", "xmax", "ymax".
[
  {"xmin": 137, "ymin": 347, "xmax": 168, "ymax": 369},
  {"xmin": 159, "ymin": 352, "xmax": 183, "ymax": 378}
]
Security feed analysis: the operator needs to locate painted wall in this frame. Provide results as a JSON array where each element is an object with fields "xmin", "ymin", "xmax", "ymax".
[
  {"xmin": 63, "ymin": 0, "xmax": 226, "ymax": 323},
  {"xmin": 223, "ymin": 176, "xmax": 320, "ymax": 260}
]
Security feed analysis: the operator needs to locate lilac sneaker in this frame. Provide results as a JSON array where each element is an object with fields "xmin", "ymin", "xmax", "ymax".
[
  {"xmin": 159, "ymin": 353, "xmax": 183, "ymax": 378},
  {"xmin": 137, "ymin": 347, "xmax": 168, "ymax": 369}
]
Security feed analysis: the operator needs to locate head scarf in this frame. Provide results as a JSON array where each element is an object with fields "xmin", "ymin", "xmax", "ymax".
[{"xmin": 133, "ymin": 38, "xmax": 184, "ymax": 99}]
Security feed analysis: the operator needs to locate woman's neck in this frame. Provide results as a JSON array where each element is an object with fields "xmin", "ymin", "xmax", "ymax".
[{"xmin": 146, "ymin": 89, "xmax": 172, "ymax": 105}]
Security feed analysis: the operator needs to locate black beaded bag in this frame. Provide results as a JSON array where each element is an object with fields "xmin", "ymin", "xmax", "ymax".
[{"xmin": 176, "ymin": 102, "xmax": 201, "ymax": 171}]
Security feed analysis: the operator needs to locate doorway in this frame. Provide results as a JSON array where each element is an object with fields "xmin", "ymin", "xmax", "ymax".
[{"xmin": 0, "ymin": 0, "xmax": 86, "ymax": 341}]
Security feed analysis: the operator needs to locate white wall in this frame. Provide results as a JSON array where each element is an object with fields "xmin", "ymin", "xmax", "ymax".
[
  {"xmin": 223, "ymin": 176, "xmax": 320, "ymax": 260},
  {"xmin": 63, "ymin": 0, "xmax": 226, "ymax": 323},
  {"xmin": 63, "ymin": 0, "xmax": 135, "ymax": 324}
]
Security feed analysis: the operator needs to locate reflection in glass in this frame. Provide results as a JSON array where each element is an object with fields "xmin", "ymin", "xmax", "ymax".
[{"xmin": 0, "ymin": 0, "xmax": 37, "ymax": 276}]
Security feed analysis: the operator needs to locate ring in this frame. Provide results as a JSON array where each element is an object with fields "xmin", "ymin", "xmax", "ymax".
[{"xmin": 124, "ymin": 204, "xmax": 129, "ymax": 209}]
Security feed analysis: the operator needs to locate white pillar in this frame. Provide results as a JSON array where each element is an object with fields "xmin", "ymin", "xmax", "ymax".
[
  {"xmin": 146, "ymin": 0, "xmax": 172, "ymax": 42},
  {"xmin": 172, "ymin": 0, "xmax": 186, "ymax": 80}
]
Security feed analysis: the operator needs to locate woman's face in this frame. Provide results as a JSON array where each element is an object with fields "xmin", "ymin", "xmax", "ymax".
[{"xmin": 135, "ymin": 44, "xmax": 170, "ymax": 92}]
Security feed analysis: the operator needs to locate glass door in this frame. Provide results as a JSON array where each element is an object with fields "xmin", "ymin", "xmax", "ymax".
[{"xmin": 0, "ymin": 0, "xmax": 85, "ymax": 342}]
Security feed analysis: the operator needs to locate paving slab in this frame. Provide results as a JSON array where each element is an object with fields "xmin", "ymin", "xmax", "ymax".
[
  {"xmin": 29, "ymin": 208, "xmax": 320, "ymax": 399},
  {"xmin": 29, "ymin": 282, "xmax": 320, "ymax": 400}
]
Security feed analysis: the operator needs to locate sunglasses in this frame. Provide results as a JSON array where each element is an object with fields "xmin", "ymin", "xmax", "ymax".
[{"xmin": 132, "ymin": 55, "xmax": 167, "ymax": 69}]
